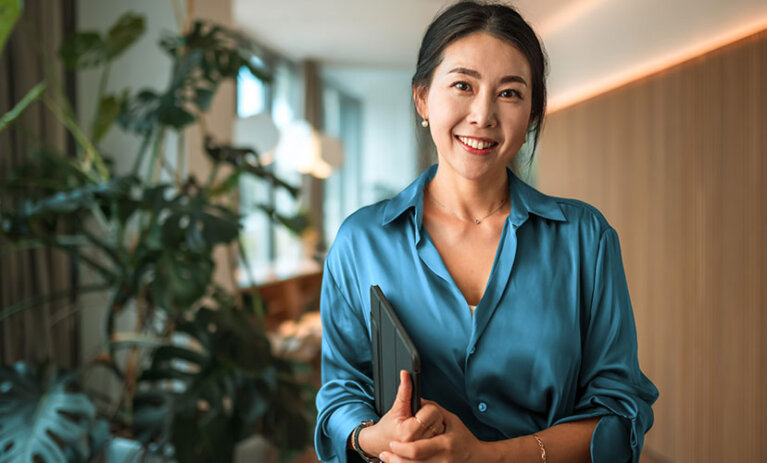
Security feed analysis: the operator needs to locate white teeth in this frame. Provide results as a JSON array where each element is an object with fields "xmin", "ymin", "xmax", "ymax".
[{"xmin": 458, "ymin": 136, "xmax": 495, "ymax": 150}]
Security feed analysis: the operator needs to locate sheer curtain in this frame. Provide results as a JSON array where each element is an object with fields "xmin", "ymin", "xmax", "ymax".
[{"xmin": 0, "ymin": 0, "xmax": 78, "ymax": 367}]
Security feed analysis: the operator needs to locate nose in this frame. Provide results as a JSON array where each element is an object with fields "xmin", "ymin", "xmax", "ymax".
[{"xmin": 468, "ymin": 92, "xmax": 497, "ymax": 128}]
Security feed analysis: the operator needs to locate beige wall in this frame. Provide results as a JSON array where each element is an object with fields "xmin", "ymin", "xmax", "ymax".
[{"xmin": 536, "ymin": 30, "xmax": 767, "ymax": 462}]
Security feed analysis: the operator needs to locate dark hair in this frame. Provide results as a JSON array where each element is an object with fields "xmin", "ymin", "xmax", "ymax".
[{"xmin": 412, "ymin": 1, "xmax": 548, "ymax": 153}]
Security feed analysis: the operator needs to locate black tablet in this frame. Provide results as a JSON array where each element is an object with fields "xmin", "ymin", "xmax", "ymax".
[{"xmin": 370, "ymin": 285, "xmax": 421, "ymax": 416}]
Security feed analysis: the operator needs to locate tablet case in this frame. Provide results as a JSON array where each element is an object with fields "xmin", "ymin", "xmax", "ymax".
[{"xmin": 370, "ymin": 285, "xmax": 421, "ymax": 416}]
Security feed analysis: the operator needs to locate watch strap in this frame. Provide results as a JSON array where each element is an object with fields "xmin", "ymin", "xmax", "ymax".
[{"xmin": 352, "ymin": 420, "xmax": 379, "ymax": 462}]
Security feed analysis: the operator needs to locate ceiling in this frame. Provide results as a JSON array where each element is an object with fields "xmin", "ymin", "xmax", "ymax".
[{"xmin": 233, "ymin": 0, "xmax": 767, "ymax": 110}]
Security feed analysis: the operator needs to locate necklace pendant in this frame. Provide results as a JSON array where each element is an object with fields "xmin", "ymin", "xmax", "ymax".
[{"xmin": 474, "ymin": 219, "xmax": 480, "ymax": 224}]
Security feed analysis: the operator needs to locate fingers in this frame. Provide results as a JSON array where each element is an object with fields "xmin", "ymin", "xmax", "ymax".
[
  {"xmin": 378, "ymin": 450, "xmax": 416, "ymax": 463},
  {"xmin": 387, "ymin": 437, "xmax": 443, "ymax": 461},
  {"xmin": 378, "ymin": 451, "xmax": 410, "ymax": 463},
  {"xmin": 392, "ymin": 370, "xmax": 412, "ymax": 414},
  {"xmin": 413, "ymin": 403, "xmax": 446, "ymax": 437}
]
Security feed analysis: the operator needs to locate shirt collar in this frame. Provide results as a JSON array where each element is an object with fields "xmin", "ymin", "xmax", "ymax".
[{"xmin": 381, "ymin": 164, "xmax": 566, "ymax": 230}]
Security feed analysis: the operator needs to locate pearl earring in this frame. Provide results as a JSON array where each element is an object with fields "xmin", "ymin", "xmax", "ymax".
[{"xmin": 421, "ymin": 119, "xmax": 429, "ymax": 128}]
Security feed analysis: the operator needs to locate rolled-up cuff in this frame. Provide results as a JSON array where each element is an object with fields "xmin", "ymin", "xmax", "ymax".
[
  {"xmin": 315, "ymin": 402, "xmax": 378, "ymax": 463},
  {"xmin": 590, "ymin": 414, "xmax": 631, "ymax": 463}
]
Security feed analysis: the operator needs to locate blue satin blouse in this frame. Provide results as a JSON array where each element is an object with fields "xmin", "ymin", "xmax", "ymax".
[{"xmin": 315, "ymin": 165, "xmax": 658, "ymax": 463}]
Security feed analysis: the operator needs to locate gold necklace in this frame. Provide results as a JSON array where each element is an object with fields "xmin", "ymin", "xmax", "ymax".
[{"xmin": 427, "ymin": 187, "xmax": 508, "ymax": 225}]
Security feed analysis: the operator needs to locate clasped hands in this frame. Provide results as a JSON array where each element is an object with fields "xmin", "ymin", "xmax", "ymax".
[{"xmin": 358, "ymin": 370, "xmax": 492, "ymax": 463}]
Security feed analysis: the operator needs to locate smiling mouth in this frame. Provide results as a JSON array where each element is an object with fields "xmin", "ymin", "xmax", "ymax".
[{"xmin": 456, "ymin": 135, "xmax": 498, "ymax": 151}]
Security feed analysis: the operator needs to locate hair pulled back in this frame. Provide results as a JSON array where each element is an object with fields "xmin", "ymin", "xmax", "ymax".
[{"xmin": 412, "ymin": 1, "xmax": 548, "ymax": 151}]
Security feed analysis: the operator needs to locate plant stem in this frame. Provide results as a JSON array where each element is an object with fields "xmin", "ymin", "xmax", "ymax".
[
  {"xmin": 205, "ymin": 162, "xmax": 220, "ymax": 189},
  {"xmin": 158, "ymin": 143, "xmax": 181, "ymax": 183},
  {"xmin": 21, "ymin": 16, "xmax": 108, "ymax": 180},
  {"xmin": 41, "ymin": 95, "xmax": 108, "ymax": 181},
  {"xmin": 177, "ymin": 128, "xmax": 186, "ymax": 187},
  {"xmin": 98, "ymin": 63, "xmax": 111, "ymax": 103},
  {"xmin": 0, "ymin": 283, "xmax": 110, "ymax": 322},
  {"xmin": 148, "ymin": 126, "xmax": 167, "ymax": 183},
  {"xmin": 88, "ymin": 62, "xmax": 112, "ymax": 139},
  {"xmin": 237, "ymin": 236, "xmax": 264, "ymax": 319},
  {"xmin": 16, "ymin": 237, "xmax": 116, "ymax": 280},
  {"xmin": 81, "ymin": 227, "xmax": 121, "ymax": 264},
  {"xmin": 130, "ymin": 127, "xmax": 151, "ymax": 174},
  {"xmin": 0, "ymin": 82, "xmax": 47, "ymax": 132}
]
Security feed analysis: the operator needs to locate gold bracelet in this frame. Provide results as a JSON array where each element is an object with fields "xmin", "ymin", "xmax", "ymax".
[{"xmin": 532, "ymin": 433, "xmax": 547, "ymax": 463}]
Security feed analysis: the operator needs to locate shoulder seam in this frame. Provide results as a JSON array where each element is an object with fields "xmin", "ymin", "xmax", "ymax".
[{"xmin": 553, "ymin": 198, "xmax": 611, "ymax": 234}]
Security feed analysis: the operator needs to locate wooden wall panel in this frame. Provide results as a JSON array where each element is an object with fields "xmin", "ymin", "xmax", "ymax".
[{"xmin": 536, "ymin": 30, "xmax": 767, "ymax": 463}]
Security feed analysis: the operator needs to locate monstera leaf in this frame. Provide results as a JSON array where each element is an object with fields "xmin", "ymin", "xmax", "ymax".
[
  {"xmin": 0, "ymin": 362, "xmax": 96, "ymax": 463},
  {"xmin": 58, "ymin": 13, "xmax": 145, "ymax": 69},
  {"xmin": 121, "ymin": 20, "xmax": 269, "ymax": 134},
  {"xmin": 133, "ymin": 302, "xmax": 315, "ymax": 462}
]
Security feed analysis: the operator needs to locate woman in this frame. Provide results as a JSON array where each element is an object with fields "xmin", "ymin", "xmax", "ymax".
[{"xmin": 314, "ymin": 2, "xmax": 658, "ymax": 462}]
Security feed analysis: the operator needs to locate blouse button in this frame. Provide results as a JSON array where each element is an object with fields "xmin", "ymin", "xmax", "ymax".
[
  {"xmin": 477, "ymin": 401, "xmax": 487, "ymax": 412},
  {"xmin": 469, "ymin": 346, "xmax": 476, "ymax": 355}
]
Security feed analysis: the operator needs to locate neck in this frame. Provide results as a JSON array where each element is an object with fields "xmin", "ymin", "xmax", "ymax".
[{"xmin": 426, "ymin": 166, "xmax": 509, "ymax": 220}]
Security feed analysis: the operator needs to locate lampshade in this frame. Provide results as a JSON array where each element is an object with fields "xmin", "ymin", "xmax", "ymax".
[
  {"xmin": 233, "ymin": 112, "xmax": 280, "ymax": 163},
  {"xmin": 273, "ymin": 119, "xmax": 345, "ymax": 178}
]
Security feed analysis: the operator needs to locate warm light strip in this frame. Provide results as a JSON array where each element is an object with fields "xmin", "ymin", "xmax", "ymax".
[
  {"xmin": 537, "ymin": 0, "xmax": 611, "ymax": 37},
  {"xmin": 548, "ymin": 18, "xmax": 767, "ymax": 114}
]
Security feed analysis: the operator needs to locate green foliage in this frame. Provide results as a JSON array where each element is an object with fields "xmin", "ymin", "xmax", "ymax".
[
  {"xmin": 160, "ymin": 20, "xmax": 271, "ymax": 83},
  {"xmin": 0, "ymin": 362, "xmax": 103, "ymax": 463},
  {"xmin": 0, "ymin": 82, "xmax": 46, "ymax": 132},
  {"xmin": 92, "ymin": 89, "xmax": 130, "ymax": 143},
  {"xmin": 58, "ymin": 13, "xmax": 145, "ymax": 68},
  {"xmin": 100, "ymin": 289, "xmax": 317, "ymax": 461},
  {"xmin": 0, "ymin": 0, "xmax": 22, "ymax": 55},
  {"xmin": 120, "ymin": 20, "xmax": 270, "ymax": 133},
  {"xmin": 0, "ymin": 9, "xmax": 314, "ymax": 463}
]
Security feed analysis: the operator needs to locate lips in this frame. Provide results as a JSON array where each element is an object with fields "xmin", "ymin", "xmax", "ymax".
[{"xmin": 455, "ymin": 135, "xmax": 498, "ymax": 151}]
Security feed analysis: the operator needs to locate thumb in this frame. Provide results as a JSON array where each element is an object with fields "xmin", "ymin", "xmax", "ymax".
[{"xmin": 390, "ymin": 369, "xmax": 413, "ymax": 417}]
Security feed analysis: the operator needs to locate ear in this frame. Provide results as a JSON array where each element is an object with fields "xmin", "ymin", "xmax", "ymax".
[{"xmin": 412, "ymin": 85, "xmax": 429, "ymax": 120}]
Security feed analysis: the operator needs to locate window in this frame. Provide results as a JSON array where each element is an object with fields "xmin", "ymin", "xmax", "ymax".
[
  {"xmin": 237, "ymin": 57, "xmax": 269, "ymax": 117},
  {"xmin": 322, "ymin": 85, "xmax": 362, "ymax": 244},
  {"xmin": 237, "ymin": 58, "xmax": 305, "ymax": 285}
]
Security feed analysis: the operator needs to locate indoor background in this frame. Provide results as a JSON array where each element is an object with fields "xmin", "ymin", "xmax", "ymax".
[{"xmin": 1, "ymin": 1, "xmax": 765, "ymax": 462}]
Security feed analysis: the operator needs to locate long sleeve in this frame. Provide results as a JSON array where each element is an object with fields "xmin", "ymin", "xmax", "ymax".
[
  {"xmin": 555, "ymin": 227, "xmax": 659, "ymax": 463},
  {"xmin": 314, "ymin": 263, "xmax": 378, "ymax": 463}
]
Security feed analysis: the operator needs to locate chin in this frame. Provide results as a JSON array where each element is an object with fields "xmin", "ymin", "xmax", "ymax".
[{"xmin": 446, "ymin": 157, "xmax": 505, "ymax": 182}]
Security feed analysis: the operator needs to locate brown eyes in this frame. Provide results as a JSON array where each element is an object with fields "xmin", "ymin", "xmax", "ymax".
[
  {"xmin": 452, "ymin": 81, "xmax": 471, "ymax": 91},
  {"xmin": 450, "ymin": 82, "xmax": 522, "ymax": 100},
  {"xmin": 499, "ymin": 89, "xmax": 522, "ymax": 99}
]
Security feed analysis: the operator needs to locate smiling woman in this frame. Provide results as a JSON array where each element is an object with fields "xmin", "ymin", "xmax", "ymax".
[
  {"xmin": 314, "ymin": 2, "xmax": 658, "ymax": 463},
  {"xmin": 414, "ymin": 33, "xmax": 532, "ymax": 188}
]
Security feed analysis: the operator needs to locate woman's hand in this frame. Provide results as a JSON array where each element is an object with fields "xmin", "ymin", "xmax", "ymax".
[
  {"xmin": 379, "ymin": 399, "xmax": 492, "ymax": 463},
  {"xmin": 357, "ymin": 371, "xmax": 446, "ymax": 458}
]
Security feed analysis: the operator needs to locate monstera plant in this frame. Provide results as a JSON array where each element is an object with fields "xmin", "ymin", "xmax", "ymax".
[
  {"xmin": 0, "ymin": 7, "xmax": 313, "ymax": 463},
  {"xmin": 0, "ymin": 363, "xmax": 104, "ymax": 462}
]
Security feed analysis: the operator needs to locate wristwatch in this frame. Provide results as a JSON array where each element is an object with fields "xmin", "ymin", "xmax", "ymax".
[{"xmin": 352, "ymin": 419, "xmax": 380, "ymax": 462}]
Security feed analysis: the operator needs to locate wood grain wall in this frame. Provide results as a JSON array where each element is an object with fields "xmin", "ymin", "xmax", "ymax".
[{"xmin": 536, "ymin": 30, "xmax": 766, "ymax": 463}]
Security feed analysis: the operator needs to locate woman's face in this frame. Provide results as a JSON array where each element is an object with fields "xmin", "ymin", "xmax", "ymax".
[{"xmin": 414, "ymin": 32, "xmax": 533, "ymax": 182}]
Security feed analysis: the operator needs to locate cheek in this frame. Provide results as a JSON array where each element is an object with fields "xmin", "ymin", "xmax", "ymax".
[
  {"xmin": 427, "ymin": 95, "xmax": 463, "ymax": 132},
  {"xmin": 502, "ymin": 105, "xmax": 532, "ymax": 134}
]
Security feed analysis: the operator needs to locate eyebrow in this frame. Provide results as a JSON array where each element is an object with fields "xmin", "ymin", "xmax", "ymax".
[{"xmin": 447, "ymin": 67, "xmax": 528, "ymax": 86}]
